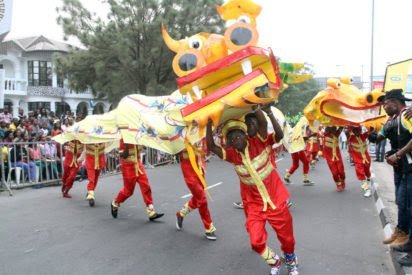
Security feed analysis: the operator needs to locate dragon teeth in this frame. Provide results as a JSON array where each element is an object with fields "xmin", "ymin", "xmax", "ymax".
[
  {"xmin": 241, "ymin": 60, "xmax": 252, "ymax": 75},
  {"xmin": 192, "ymin": 85, "xmax": 202, "ymax": 99}
]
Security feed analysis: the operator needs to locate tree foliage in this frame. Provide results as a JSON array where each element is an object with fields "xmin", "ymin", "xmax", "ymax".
[
  {"xmin": 55, "ymin": 0, "xmax": 224, "ymax": 103},
  {"xmin": 275, "ymin": 65, "xmax": 320, "ymax": 118}
]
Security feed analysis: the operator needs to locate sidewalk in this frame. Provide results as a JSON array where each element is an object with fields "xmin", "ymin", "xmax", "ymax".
[{"xmin": 372, "ymin": 160, "xmax": 412, "ymax": 275}]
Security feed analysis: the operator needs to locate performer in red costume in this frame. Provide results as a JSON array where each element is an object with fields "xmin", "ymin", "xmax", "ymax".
[
  {"xmin": 206, "ymin": 106, "xmax": 298, "ymax": 275},
  {"xmin": 348, "ymin": 126, "xmax": 372, "ymax": 197},
  {"xmin": 85, "ymin": 143, "xmax": 106, "ymax": 206},
  {"xmin": 61, "ymin": 140, "xmax": 84, "ymax": 198},
  {"xmin": 305, "ymin": 129, "xmax": 320, "ymax": 169},
  {"xmin": 323, "ymin": 126, "xmax": 346, "ymax": 191},
  {"xmin": 175, "ymin": 141, "xmax": 217, "ymax": 240},
  {"xmin": 111, "ymin": 139, "xmax": 164, "ymax": 220},
  {"xmin": 284, "ymin": 126, "xmax": 315, "ymax": 186}
]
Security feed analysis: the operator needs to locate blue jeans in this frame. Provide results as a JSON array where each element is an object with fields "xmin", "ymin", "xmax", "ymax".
[
  {"xmin": 376, "ymin": 139, "xmax": 386, "ymax": 161},
  {"xmin": 397, "ymin": 172, "xmax": 412, "ymax": 233},
  {"xmin": 11, "ymin": 161, "xmax": 36, "ymax": 181}
]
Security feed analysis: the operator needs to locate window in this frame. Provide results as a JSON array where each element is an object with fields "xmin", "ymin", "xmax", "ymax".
[
  {"xmin": 57, "ymin": 75, "xmax": 64, "ymax": 88},
  {"xmin": 28, "ymin": 61, "xmax": 52, "ymax": 86},
  {"xmin": 28, "ymin": 102, "xmax": 51, "ymax": 112}
]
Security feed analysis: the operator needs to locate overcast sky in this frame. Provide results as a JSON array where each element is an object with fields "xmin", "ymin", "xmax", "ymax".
[{"xmin": 7, "ymin": 0, "xmax": 412, "ymax": 79}]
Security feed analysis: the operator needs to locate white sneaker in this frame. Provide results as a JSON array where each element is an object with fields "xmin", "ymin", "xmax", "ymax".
[{"xmin": 364, "ymin": 189, "xmax": 372, "ymax": 198}]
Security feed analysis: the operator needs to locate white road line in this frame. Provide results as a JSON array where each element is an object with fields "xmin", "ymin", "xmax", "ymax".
[{"xmin": 180, "ymin": 181, "xmax": 224, "ymax": 199}]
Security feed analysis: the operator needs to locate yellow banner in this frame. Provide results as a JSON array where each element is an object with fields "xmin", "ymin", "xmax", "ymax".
[{"xmin": 384, "ymin": 59, "xmax": 412, "ymax": 93}]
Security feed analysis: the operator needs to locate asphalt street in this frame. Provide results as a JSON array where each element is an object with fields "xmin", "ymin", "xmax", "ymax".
[{"xmin": 0, "ymin": 152, "xmax": 394, "ymax": 275}]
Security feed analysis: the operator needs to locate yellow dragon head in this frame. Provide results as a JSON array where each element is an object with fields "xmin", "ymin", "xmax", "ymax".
[{"xmin": 304, "ymin": 77, "xmax": 386, "ymax": 129}]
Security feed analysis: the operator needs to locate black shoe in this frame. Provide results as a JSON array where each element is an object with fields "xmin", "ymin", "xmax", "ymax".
[
  {"xmin": 111, "ymin": 203, "xmax": 118, "ymax": 218},
  {"xmin": 233, "ymin": 201, "xmax": 244, "ymax": 209},
  {"xmin": 149, "ymin": 212, "xmax": 164, "ymax": 221},
  {"xmin": 89, "ymin": 199, "xmax": 95, "ymax": 207},
  {"xmin": 176, "ymin": 213, "xmax": 184, "ymax": 230},
  {"xmin": 393, "ymin": 242, "xmax": 412, "ymax": 252},
  {"xmin": 205, "ymin": 231, "xmax": 217, "ymax": 241},
  {"xmin": 398, "ymin": 254, "xmax": 412, "ymax": 266}
]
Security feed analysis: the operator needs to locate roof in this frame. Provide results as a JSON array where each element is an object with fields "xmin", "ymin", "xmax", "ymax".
[{"xmin": 2, "ymin": 35, "xmax": 73, "ymax": 53}]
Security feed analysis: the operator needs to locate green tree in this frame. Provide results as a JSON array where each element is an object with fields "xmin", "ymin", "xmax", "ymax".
[
  {"xmin": 55, "ymin": 0, "xmax": 224, "ymax": 103},
  {"xmin": 275, "ymin": 65, "xmax": 320, "ymax": 118}
]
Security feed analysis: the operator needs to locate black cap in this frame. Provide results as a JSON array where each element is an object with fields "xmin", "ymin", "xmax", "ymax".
[{"xmin": 379, "ymin": 89, "xmax": 412, "ymax": 102}]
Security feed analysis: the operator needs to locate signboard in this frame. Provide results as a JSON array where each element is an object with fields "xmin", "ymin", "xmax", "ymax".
[
  {"xmin": 372, "ymin": 81, "xmax": 384, "ymax": 90},
  {"xmin": 384, "ymin": 59, "xmax": 412, "ymax": 93}
]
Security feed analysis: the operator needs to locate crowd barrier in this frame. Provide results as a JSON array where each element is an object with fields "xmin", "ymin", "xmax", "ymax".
[{"xmin": 0, "ymin": 141, "xmax": 176, "ymax": 196}]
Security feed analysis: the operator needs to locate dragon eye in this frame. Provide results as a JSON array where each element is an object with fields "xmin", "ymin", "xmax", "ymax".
[
  {"xmin": 238, "ymin": 15, "xmax": 251, "ymax": 24},
  {"xmin": 188, "ymin": 37, "xmax": 202, "ymax": 50}
]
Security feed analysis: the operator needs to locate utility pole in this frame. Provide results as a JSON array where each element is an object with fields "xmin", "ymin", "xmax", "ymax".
[{"xmin": 370, "ymin": 0, "xmax": 375, "ymax": 91}]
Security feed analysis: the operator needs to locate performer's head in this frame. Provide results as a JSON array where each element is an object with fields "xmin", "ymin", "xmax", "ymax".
[
  {"xmin": 222, "ymin": 119, "xmax": 247, "ymax": 150},
  {"xmin": 351, "ymin": 126, "xmax": 362, "ymax": 136},
  {"xmin": 245, "ymin": 112, "xmax": 258, "ymax": 137},
  {"xmin": 380, "ymin": 89, "xmax": 410, "ymax": 116}
]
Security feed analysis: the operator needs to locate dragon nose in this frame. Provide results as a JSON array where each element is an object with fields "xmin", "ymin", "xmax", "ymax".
[
  {"xmin": 178, "ymin": 53, "xmax": 198, "ymax": 71},
  {"xmin": 230, "ymin": 27, "xmax": 253, "ymax": 46}
]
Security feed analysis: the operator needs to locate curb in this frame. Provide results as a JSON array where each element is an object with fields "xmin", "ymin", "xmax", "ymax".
[{"xmin": 371, "ymin": 174, "xmax": 411, "ymax": 275}]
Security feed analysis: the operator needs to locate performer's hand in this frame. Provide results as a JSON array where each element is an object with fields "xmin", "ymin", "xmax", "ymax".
[
  {"xmin": 207, "ymin": 118, "xmax": 213, "ymax": 127},
  {"xmin": 261, "ymin": 104, "xmax": 271, "ymax": 114}
]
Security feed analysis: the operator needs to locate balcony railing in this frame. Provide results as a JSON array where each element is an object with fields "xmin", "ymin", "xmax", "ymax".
[{"xmin": 4, "ymin": 78, "xmax": 27, "ymax": 92}]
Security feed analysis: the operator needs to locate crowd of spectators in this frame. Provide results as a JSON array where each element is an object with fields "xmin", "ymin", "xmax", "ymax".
[
  {"xmin": 0, "ymin": 107, "xmax": 85, "ymax": 142},
  {"xmin": 0, "ymin": 107, "xmax": 85, "ymax": 183}
]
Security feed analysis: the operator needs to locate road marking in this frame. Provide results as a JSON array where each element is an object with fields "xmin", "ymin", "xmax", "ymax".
[
  {"xmin": 180, "ymin": 159, "xmax": 282, "ymax": 199},
  {"xmin": 181, "ymin": 182, "xmax": 223, "ymax": 199}
]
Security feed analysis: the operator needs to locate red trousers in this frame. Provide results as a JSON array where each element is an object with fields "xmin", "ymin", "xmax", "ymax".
[
  {"xmin": 87, "ymin": 168, "xmax": 101, "ymax": 191},
  {"xmin": 325, "ymin": 157, "xmax": 346, "ymax": 183},
  {"xmin": 354, "ymin": 161, "xmax": 371, "ymax": 181},
  {"xmin": 246, "ymin": 201, "xmax": 295, "ymax": 255},
  {"xmin": 62, "ymin": 164, "xmax": 79, "ymax": 191},
  {"xmin": 288, "ymin": 151, "xmax": 309, "ymax": 175},
  {"xmin": 180, "ymin": 156, "xmax": 212, "ymax": 230},
  {"xmin": 115, "ymin": 160, "xmax": 153, "ymax": 206},
  {"xmin": 307, "ymin": 151, "xmax": 318, "ymax": 162}
]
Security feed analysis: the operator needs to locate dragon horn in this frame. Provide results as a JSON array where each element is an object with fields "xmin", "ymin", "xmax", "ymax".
[
  {"xmin": 162, "ymin": 24, "xmax": 181, "ymax": 53},
  {"xmin": 215, "ymin": 4, "xmax": 224, "ymax": 18}
]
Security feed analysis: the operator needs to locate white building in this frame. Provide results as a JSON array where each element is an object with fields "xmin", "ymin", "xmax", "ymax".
[{"xmin": 0, "ymin": 35, "xmax": 110, "ymax": 118}]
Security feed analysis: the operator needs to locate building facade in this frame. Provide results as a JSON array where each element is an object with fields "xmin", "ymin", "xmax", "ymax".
[{"xmin": 0, "ymin": 35, "xmax": 110, "ymax": 117}]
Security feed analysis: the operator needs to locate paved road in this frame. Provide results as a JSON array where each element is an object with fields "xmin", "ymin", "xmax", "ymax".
[{"xmin": 0, "ymin": 152, "xmax": 394, "ymax": 275}]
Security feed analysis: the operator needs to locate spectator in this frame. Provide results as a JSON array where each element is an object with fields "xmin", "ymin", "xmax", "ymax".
[
  {"xmin": 31, "ymin": 119, "xmax": 41, "ymax": 137},
  {"xmin": 10, "ymin": 144, "xmax": 36, "ymax": 182},
  {"xmin": 339, "ymin": 130, "xmax": 347, "ymax": 150},
  {"xmin": 18, "ymin": 108, "xmax": 26, "ymax": 121},
  {"xmin": 61, "ymin": 118, "xmax": 69, "ymax": 132},
  {"xmin": 4, "ymin": 131, "xmax": 14, "ymax": 143},
  {"xmin": 38, "ymin": 108, "xmax": 50, "ymax": 129},
  {"xmin": 39, "ymin": 135, "xmax": 59, "ymax": 179},
  {"xmin": 375, "ymin": 138, "xmax": 386, "ymax": 162},
  {"xmin": 13, "ymin": 129, "xmax": 22, "ymax": 143},
  {"xmin": 51, "ymin": 121, "xmax": 62, "ymax": 137},
  {"xmin": 40, "ymin": 121, "xmax": 49, "ymax": 137},
  {"xmin": 0, "ymin": 107, "xmax": 13, "ymax": 124},
  {"xmin": 0, "ymin": 121, "xmax": 7, "ymax": 139},
  {"xmin": 9, "ymin": 118, "xmax": 19, "ymax": 132}
]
